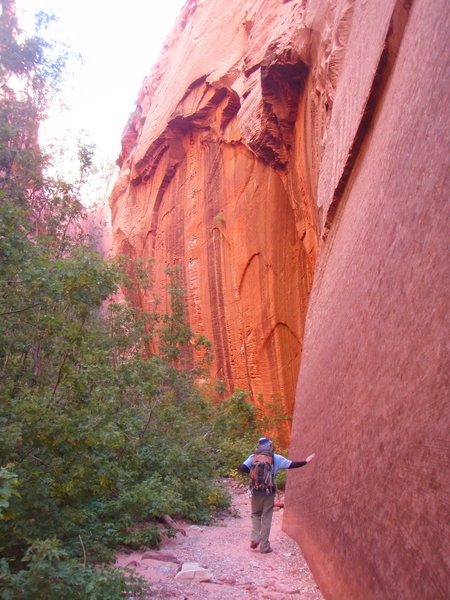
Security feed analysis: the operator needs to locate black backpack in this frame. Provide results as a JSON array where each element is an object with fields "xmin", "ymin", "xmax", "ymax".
[{"xmin": 249, "ymin": 446, "xmax": 275, "ymax": 494}]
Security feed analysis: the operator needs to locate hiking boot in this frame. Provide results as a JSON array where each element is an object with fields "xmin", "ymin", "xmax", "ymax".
[
  {"xmin": 260, "ymin": 546, "xmax": 273, "ymax": 554},
  {"xmin": 250, "ymin": 541, "xmax": 259, "ymax": 549}
]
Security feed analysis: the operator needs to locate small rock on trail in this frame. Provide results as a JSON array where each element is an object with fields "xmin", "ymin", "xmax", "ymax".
[{"xmin": 115, "ymin": 480, "xmax": 324, "ymax": 599}]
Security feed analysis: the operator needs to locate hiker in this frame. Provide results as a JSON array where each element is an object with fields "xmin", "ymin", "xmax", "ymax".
[{"xmin": 238, "ymin": 437, "xmax": 315, "ymax": 554}]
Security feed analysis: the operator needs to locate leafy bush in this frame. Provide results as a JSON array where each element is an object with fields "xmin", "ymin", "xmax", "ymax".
[
  {"xmin": 0, "ymin": 467, "xmax": 18, "ymax": 518},
  {"xmin": 0, "ymin": 8, "xmax": 224, "ymax": 595},
  {"xmin": 0, "ymin": 268, "xmax": 223, "ymax": 561},
  {"xmin": 209, "ymin": 390, "xmax": 260, "ymax": 476},
  {"xmin": 207, "ymin": 483, "xmax": 231, "ymax": 511},
  {"xmin": 0, "ymin": 9, "xmax": 293, "ymax": 596},
  {"xmin": 207, "ymin": 389, "xmax": 291, "ymax": 475},
  {"xmin": 274, "ymin": 468, "xmax": 287, "ymax": 490},
  {"xmin": 0, "ymin": 539, "xmax": 149, "ymax": 600}
]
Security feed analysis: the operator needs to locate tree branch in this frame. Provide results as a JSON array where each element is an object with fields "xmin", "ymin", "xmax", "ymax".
[{"xmin": 0, "ymin": 303, "xmax": 41, "ymax": 316}]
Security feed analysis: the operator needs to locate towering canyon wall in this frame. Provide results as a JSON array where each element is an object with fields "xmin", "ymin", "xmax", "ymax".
[
  {"xmin": 110, "ymin": 0, "xmax": 329, "ymax": 421},
  {"xmin": 282, "ymin": 1, "xmax": 449, "ymax": 599},
  {"xmin": 110, "ymin": 0, "xmax": 449, "ymax": 598}
]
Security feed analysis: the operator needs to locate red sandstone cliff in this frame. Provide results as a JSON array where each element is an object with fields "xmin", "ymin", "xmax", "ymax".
[
  {"xmin": 282, "ymin": 1, "xmax": 449, "ymax": 599},
  {"xmin": 110, "ymin": 0, "xmax": 449, "ymax": 598},
  {"xmin": 110, "ymin": 0, "xmax": 353, "ymax": 421}
]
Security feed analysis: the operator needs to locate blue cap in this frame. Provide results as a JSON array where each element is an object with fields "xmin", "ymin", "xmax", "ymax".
[{"xmin": 258, "ymin": 437, "xmax": 273, "ymax": 447}]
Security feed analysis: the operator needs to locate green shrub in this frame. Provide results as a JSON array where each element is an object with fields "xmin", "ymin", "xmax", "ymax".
[
  {"xmin": 275, "ymin": 468, "xmax": 287, "ymax": 490},
  {"xmin": 0, "ymin": 539, "xmax": 149, "ymax": 600},
  {"xmin": 207, "ymin": 482, "xmax": 231, "ymax": 511},
  {"xmin": 209, "ymin": 390, "xmax": 259, "ymax": 476},
  {"xmin": 119, "ymin": 525, "xmax": 162, "ymax": 551},
  {"xmin": 206, "ymin": 388, "xmax": 293, "ymax": 491},
  {"xmin": 0, "ymin": 12, "xmax": 295, "ymax": 595},
  {"xmin": 0, "ymin": 467, "xmax": 18, "ymax": 518},
  {"xmin": 0, "ymin": 8, "xmax": 231, "ymax": 598}
]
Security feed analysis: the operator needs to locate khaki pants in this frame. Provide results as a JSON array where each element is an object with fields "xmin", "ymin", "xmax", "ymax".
[{"xmin": 251, "ymin": 493, "xmax": 275, "ymax": 551}]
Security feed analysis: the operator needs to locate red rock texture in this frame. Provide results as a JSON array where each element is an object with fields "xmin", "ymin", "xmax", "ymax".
[
  {"xmin": 110, "ymin": 0, "xmax": 330, "ymax": 423},
  {"xmin": 110, "ymin": 0, "xmax": 377, "ymax": 428},
  {"xmin": 283, "ymin": 0, "xmax": 450, "ymax": 598},
  {"xmin": 110, "ymin": 0, "xmax": 449, "ymax": 597}
]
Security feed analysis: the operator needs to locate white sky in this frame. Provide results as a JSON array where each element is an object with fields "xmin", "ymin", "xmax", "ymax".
[{"xmin": 16, "ymin": 0, "xmax": 186, "ymax": 165}]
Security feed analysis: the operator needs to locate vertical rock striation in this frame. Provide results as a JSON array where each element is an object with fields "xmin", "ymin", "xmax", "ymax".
[
  {"xmin": 110, "ymin": 0, "xmax": 328, "ymax": 421},
  {"xmin": 110, "ymin": 0, "xmax": 449, "ymax": 597}
]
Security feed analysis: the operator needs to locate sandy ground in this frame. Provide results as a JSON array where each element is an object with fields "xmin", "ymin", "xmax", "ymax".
[{"xmin": 116, "ymin": 480, "xmax": 324, "ymax": 600}]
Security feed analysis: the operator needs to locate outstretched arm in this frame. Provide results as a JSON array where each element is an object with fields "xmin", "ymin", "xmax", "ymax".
[
  {"xmin": 238, "ymin": 454, "xmax": 254, "ymax": 474},
  {"xmin": 238, "ymin": 464, "xmax": 250, "ymax": 474},
  {"xmin": 288, "ymin": 453, "xmax": 316, "ymax": 469}
]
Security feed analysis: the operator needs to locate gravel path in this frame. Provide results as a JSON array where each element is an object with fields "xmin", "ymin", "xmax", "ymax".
[{"xmin": 116, "ymin": 480, "xmax": 324, "ymax": 600}]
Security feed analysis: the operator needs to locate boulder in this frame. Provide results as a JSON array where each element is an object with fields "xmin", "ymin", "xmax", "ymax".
[{"xmin": 174, "ymin": 562, "xmax": 213, "ymax": 582}]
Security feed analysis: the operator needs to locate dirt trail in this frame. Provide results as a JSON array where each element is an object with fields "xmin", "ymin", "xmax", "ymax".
[{"xmin": 116, "ymin": 480, "xmax": 324, "ymax": 600}]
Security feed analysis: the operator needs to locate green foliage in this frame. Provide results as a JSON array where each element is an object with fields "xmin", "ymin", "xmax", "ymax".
[
  {"xmin": 274, "ymin": 468, "xmax": 287, "ymax": 491},
  {"xmin": 206, "ymin": 482, "xmax": 231, "ymax": 511},
  {"xmin": 0, "ymin": 6, "xmax": 227, "ymax": 596},
  {"xmin": 77, "ymin": 136, "xmax": 95, "ymax": 185},
  {"xmin": 214, "ymin": 213, "xmax": 226, "ymax": 226},
  {"xmin": 0, "ymin": 8, "xmax": 292, "ymax": 596},
  {"xmin": 0, "ymin": 1, "xmax": 67, "ymax": 206},
  {"xmin": 207, "ymin": 388, "xmax": 292, "ymax": 485},
  {"xmin": 0, "ymin": 264, "xmax": 224, "ymax": 561},
  {"xmin": 255, "ymin": 394, "xmax": 292, "ymax": 448},
  {"xmin": 0, "ymin": 466, "xmax": 18, "ymax": 518},
  {"xmin": 209, "ymin": 390, "xmax": 260, "ymax": 476},
  {"xmin": 0, "ymin": 538, "xmax": 149, "ymax": 600}
]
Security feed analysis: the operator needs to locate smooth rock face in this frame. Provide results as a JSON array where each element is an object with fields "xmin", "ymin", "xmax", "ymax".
[
  {"xmin": 110, "ymin": 0, "xmax": 449, "ymax": 597},
  {"xmin": 284, "ymin": 0, "xmax": 450, "ymax": 599}
]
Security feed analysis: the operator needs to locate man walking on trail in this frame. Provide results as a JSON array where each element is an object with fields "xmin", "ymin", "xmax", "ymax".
[{"xmin": 239, "ymin": 437, "xmax": 315, "ymax": 554}]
